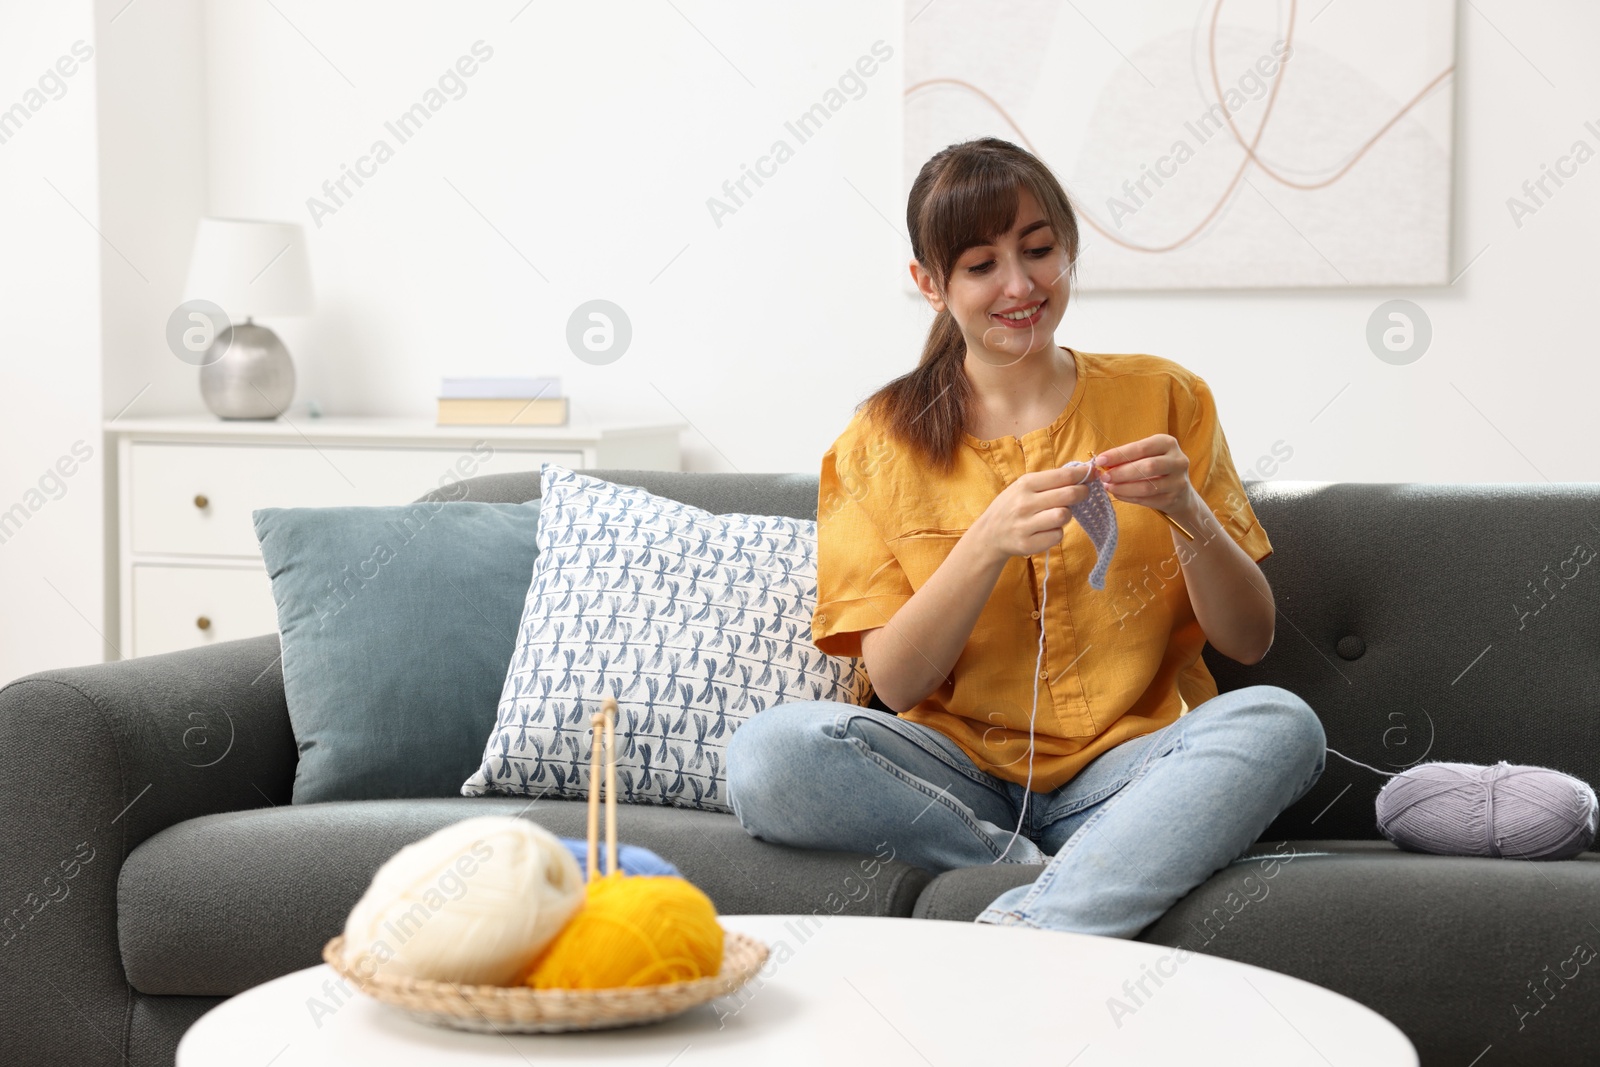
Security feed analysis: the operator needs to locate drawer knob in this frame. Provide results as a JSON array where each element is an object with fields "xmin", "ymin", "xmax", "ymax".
[
  {"xmin": 193, "ymin": 493, "xmax": 210, "ymax": 510},
  {"xmin": 195, "ymin": 615, "xmax": 212, "ymax": 631}
]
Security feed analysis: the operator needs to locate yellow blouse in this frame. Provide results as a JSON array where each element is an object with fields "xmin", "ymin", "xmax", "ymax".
[{"xmin": 811, "ymin": 347, "xmax": 1273, "ymax": 793}]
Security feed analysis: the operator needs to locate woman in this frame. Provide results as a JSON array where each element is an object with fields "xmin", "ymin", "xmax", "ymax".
[{"xmin": 724, "ymin": 137, "xmax": 1325, "ymax": 937}]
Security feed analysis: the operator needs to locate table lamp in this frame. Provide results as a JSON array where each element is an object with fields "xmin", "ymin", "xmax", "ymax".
[{"xmin": 182, "ymin": 217, "xmax": 314, "ymax": 420}]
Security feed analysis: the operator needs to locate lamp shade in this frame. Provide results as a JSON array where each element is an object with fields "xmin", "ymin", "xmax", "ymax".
[{"xmin": 182, "ymin": 217, "xmax": 313, "ymax": 321}]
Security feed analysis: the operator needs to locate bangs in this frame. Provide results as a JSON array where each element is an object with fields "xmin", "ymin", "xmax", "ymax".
[{"xmin": 917, "ymin": 167, "xmax": 1024, "ymax": 284}]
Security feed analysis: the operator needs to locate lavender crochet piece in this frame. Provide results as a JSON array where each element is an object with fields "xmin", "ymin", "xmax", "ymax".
[{"xmin": 1063, "ymin": 460, "xmax": 1118, "ymax": 590}]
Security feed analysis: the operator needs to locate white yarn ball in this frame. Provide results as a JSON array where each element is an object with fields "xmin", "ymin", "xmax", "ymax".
[{"xmin": 341, "ymin": 816, "xmax": 584, "ymax": 985}]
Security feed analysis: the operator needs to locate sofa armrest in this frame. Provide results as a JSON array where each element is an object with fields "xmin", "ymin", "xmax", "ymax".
[{"xmin": 0, "ymin": 632, "xmax": 295, "ymax": 1066}]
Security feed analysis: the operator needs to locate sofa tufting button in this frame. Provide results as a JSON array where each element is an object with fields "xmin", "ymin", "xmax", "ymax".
[{"xmin": 1336, "ymin": 635, "xmax": 1365, "ymax": 660}]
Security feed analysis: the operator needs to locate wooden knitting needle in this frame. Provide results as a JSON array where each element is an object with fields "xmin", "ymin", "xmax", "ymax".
[
  {"xmin": 586, "ymin": 696, "xmax": 621, "ymax": 881},
  {"xmin": 603, "ymin": 694, "xmax": 618, "ymax": 879},
  {"xmin": 587, "ymin": 706, "xmax": 603, "ymax": 883}
]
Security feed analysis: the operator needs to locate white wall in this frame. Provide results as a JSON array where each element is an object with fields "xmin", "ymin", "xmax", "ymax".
[
  {"xmin": 93, "ymin": 0, "xmax": 209, "ymax": 659},
  {"xmin": 4, "ymin": 0, "xmax": 1599, "ymax": 682},
  {"xmin": 183, "ymin": 0, "xmax": 917, "ymax": 476},
  {"xmin": 175, "ymin": 0, "xmax": 1600, "ymax": 485},
  {"xmin": 0, "ymin": 1, "xmax": 106, "ymax": 681},
  {"xmin": 96, "ymin": 0, "xmax": 209, "ymax": 429}
]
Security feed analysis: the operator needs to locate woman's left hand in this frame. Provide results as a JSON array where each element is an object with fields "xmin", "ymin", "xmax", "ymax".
[{"xmin": 1089, "ymin": 434, "xmax": 1200, "ymax": 517}]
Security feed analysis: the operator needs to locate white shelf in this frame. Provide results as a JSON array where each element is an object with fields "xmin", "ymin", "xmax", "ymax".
[{"xmin": 103, "ymin": 414, "xmax": 686, "ymax": 447}]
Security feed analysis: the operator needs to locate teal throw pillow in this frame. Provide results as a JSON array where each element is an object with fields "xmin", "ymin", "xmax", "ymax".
[{"xmin": 254, "ymin": 500, "xmax": 541, "ymax": 803}]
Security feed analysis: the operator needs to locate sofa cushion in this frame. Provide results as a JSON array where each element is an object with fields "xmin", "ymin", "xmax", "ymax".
[
  {"xmin": 117, "ymin": 798, "xmax": 934, "ymax": 996},
  {"xmin": 253, "ymin": 500, "xmax": 542, "ymax": 803},
  {"xmin": 461, "ymin": 464, "xmax": 872, "ymax": 813},
  {"xmin": 913, "ymin": 840, "xmax": 1600, "ymax": 1062}
]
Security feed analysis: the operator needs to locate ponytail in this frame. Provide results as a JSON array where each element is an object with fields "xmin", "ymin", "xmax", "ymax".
[{"xmin": 860, "ymin": 307, "xmax": 971, "ymax": 475}]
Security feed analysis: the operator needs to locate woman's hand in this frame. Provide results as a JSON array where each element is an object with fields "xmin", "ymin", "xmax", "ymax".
[
  {"xmin": 1096, "ymin": 434, "xmax": 1275, "ymax": 662},
  {"xmin": 1092, "ymin": 434, "xmax": 1202, "ymax": 520},
  {"xmin": 971, "ymin": 463, "xmax": 1100, "ymax": 565}
]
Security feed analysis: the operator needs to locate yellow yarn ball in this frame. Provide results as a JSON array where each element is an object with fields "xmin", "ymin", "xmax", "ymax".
[{"xmin": 523, "ymin": 871, "xmax": 723, "ymax": 989}]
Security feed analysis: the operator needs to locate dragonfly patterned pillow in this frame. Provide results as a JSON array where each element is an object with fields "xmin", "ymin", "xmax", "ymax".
[{"xmin": 461, "ymin": 464, "xmax": 873, "ymax": 812}]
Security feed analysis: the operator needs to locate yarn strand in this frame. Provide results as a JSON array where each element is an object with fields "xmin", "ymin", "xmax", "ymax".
[
  {"xmin": 992, "ymin": 546, "xmax": 1047, "ymax": 864},
  {"xmin": 1324, "ymin": 747, "xmax": 1404, "ymax": 779}
]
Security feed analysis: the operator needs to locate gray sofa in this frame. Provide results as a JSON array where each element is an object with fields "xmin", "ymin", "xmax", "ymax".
[{"xmin": 3, "ymin": 468, "xmax": 1598, "ymax": 1066}]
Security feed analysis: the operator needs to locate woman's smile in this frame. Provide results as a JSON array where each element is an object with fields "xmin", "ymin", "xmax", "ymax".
[{"xmin": 991, "ymin": 300, "xmax": 1046, "ymax": 328}]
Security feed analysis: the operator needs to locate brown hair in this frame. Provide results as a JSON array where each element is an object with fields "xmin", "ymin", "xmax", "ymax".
[{"xmin": 858, "ymin": 137, "xmax": 1082, "ymax": 475}]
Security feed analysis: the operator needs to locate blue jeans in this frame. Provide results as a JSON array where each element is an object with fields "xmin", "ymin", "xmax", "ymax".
[{"xmin": 724, "ymin": 685, "xmax": 1326, "ymax": 938}]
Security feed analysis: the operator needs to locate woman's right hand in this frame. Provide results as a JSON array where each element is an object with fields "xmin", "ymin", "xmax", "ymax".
[{"xmin": 972, "ymin": 461, "xmax": 1101, "ymax": 563}]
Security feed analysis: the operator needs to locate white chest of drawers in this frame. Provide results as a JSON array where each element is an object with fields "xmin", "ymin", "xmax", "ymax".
[{"xmin": 107, "ymin": 416, "xmax": 684, "ymax": 659}]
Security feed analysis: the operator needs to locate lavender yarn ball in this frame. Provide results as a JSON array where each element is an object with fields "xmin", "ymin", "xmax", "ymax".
[{"xmin": 1375, "ymin": 760, "xmax": 1599, "ymax": 860}]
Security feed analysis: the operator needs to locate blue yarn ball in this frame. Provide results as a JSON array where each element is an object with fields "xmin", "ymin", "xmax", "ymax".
[{"xmin": 556, "ymin": 837, "xmax": 681, "ymax": 880}]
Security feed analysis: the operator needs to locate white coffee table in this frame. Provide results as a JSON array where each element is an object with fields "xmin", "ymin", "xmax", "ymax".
[{"xmin": 177, "ymin": 913, "xmax": 1416, "ymax": 1065}]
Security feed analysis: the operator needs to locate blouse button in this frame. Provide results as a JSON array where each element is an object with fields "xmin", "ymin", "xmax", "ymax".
[
  {"xmin": 980, "ymin": 441, "xmax": 990, "ymax": 449},
  {"xmin": 1030, "ymin": 611, "xmax": 1041, "ymax": 620},
  {"xmin": 816, "ymin": 614, "xmax": 827, "ymax": 622},
  {"xmin": 1039, "ymin": 671, "xmax": 1049, "ymax": 680}
]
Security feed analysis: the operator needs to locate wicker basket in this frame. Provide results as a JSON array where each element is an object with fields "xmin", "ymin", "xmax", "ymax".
[
  {"xmin": 322, "ymin": 929, "xmax": 770, "ymax": 1032},
  {"xmin": 326, "ymin": 695, "xmax": 771, "ymax": 1032}
]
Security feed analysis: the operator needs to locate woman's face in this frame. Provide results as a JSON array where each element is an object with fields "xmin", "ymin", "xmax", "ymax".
[{"xmin": 913, "ymin": 186, "xmax": 1072, "ymax": 368}]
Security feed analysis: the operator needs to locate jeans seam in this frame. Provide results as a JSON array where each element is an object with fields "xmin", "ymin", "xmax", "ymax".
[
  {"xmin": 840, "ymin": 735, "xmax": 1021, "ymax": 862},
  {"xmin": 1037, "ymin": 783, "xmax": 1120, "ymax": 826},
  {"xmin": 831, "ymin": 709, "xmax": 1013, "ymax": 808}
]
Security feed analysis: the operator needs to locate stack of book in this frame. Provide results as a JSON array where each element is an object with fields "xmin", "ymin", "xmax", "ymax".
[{"xmin": 436, "ymin": 377, "xmax": 568, "ymax": 426}]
